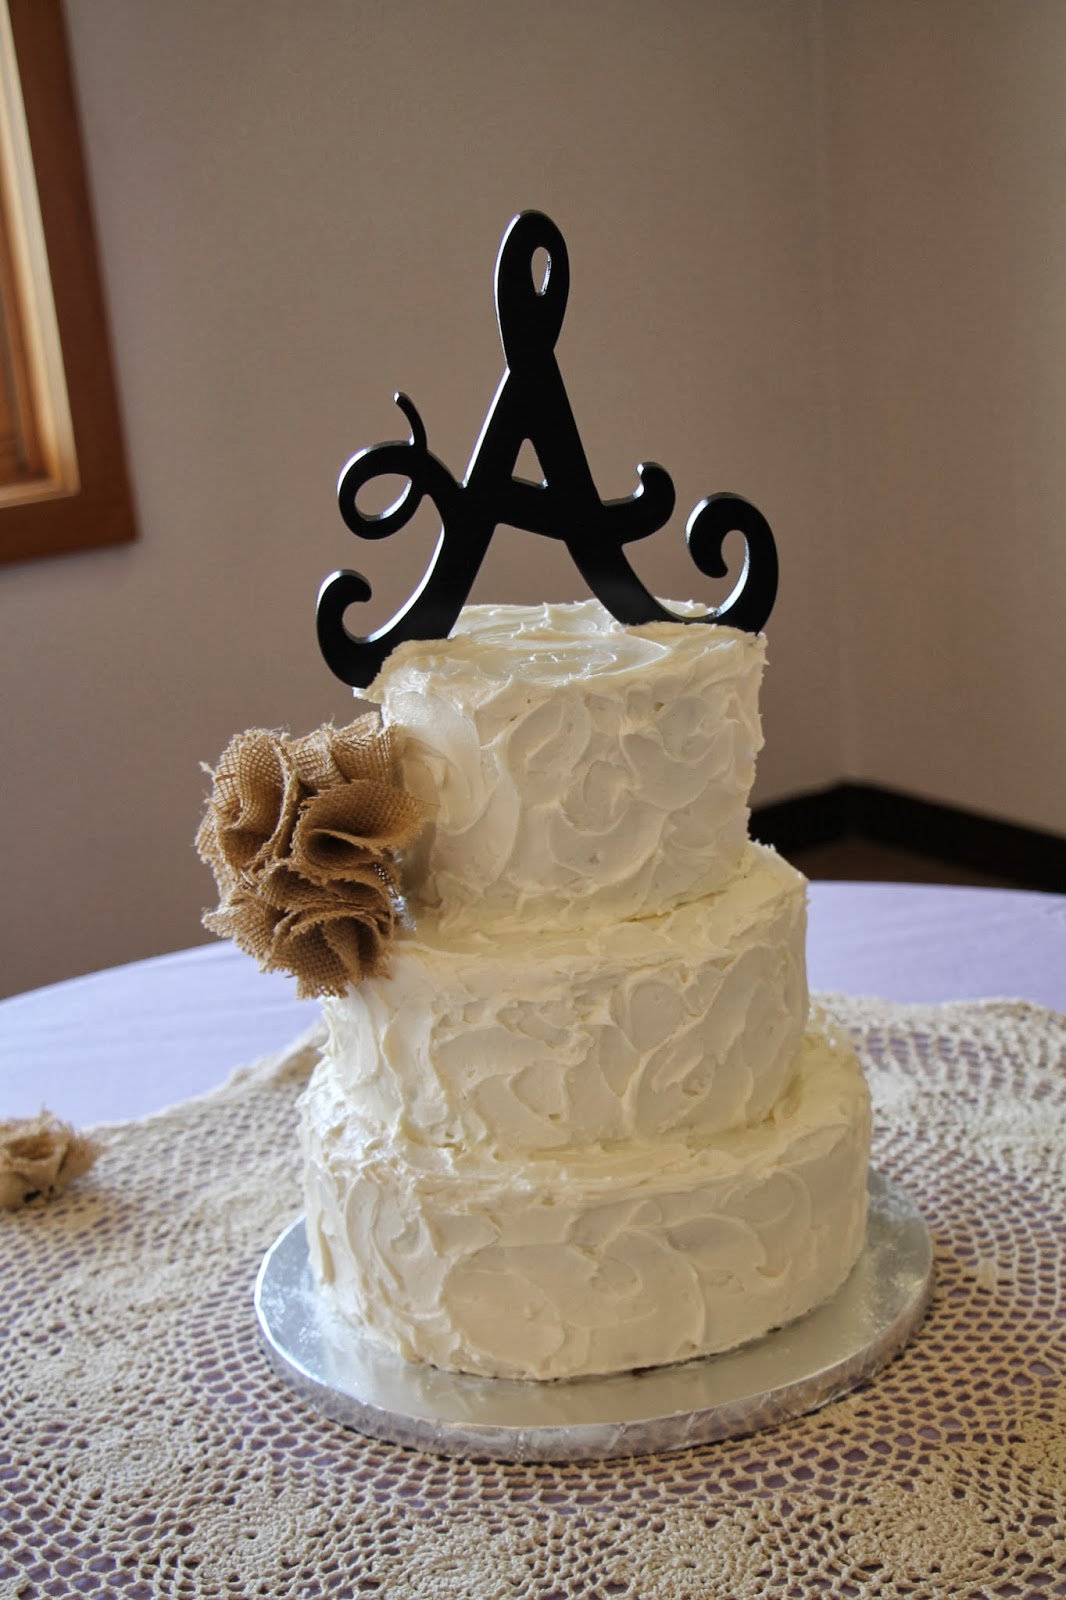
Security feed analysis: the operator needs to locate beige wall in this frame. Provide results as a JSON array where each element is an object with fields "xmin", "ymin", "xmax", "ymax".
[
  {"xmin": 0, "ymin": 0, "xmax": 1062, "ymax": 998},
  {"xmin": 825, "ymin": 0, "xmax": 1066, "ymax": 832}
]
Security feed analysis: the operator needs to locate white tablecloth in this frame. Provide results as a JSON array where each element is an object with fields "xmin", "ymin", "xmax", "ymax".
[{"xmin": 2, "ymin": 882, "xmax": 1064, "ymax": 1126}]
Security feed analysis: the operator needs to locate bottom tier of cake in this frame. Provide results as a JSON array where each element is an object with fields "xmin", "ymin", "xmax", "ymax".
[{"xmin": 300, "ymin": 1025, "xmax": 871, "ymax": 1382}]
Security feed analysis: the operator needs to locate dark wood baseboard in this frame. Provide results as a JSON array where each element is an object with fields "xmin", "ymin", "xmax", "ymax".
[{"xmin": 751, "ymin": 783, "xmax": 1066, "ymax": 894}]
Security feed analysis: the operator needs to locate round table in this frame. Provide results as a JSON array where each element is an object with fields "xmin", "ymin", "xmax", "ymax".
[
  {"xmin": 1, "ymin": 881, "xmax": 1064, "ymax": 1126},
  {"xmin": 2, "ymin": 882, "xmax": 1063, "ymax": 1598}
]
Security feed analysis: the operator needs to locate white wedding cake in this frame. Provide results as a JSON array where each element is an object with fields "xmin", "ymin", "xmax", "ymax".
[{"xmin": 298, "ymin": 600, "xmax": 870, "ymax": 1381}]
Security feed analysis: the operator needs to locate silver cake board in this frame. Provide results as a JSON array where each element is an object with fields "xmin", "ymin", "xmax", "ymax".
[{"xmin": 255, "ymin": 1170, "xmax": 933, "ymax": 1464}]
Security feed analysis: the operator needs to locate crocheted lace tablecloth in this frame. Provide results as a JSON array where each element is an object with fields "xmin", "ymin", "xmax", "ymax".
[{"xmin": 1, "ymin": 996, "xmax": 1063, "ymax": 1599}]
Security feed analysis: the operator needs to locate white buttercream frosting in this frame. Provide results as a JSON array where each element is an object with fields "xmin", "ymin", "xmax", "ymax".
[
  {"xmin": 370, "ymin": 601, "xmax": 765, "ymax": 933},
  {"xmin": 300, "ymin": 599, "xmax": 871, "ymax": 1382},
  {"xmin": 316, "ymin": 843, "xmax": 808, "ymax": 1156},
  {"xmin": 301, "ymin": 1024, "xmax": 870, "ymax": 1380}
]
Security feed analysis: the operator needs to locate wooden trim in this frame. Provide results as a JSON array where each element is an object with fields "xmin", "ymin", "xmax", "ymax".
[
  {"xmin": 752, "ymin": 783, "xmax": 1066, "ymax": 893},
  {"xmin": 0, "ymin": 168, "xmax": 47, "ymax": 484},
  {"xmin": 0, "ymin": 0, "xmax": 136, "ymax": 564}
]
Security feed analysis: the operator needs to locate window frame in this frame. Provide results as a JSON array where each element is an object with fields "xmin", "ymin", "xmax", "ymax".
[{"xmin": 0, "ymin": 0, "xmax": 136, "ymax": 565}]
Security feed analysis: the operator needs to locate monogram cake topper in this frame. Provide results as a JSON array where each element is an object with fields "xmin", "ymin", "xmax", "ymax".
[{"xmin": 318, "ymin": 210, "xmax": 778, "ymax": 688}]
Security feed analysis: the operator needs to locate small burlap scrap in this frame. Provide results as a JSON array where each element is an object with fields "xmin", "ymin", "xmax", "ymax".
[
  {"xmin": 196, "ymin": 715, "xmax": 424, "ymax": 997},
  {"xmin": 0, "ymin": 1110, "xmax": 100, "ymax": 1209},
  {"xmin": 0, "ymin": 997, "xmax": 1062, "ymax": 1599}
]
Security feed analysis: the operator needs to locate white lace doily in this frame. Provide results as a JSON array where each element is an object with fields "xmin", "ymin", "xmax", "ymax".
[{"xmin": 1, "ymin": 996, "xmax": 1063, "ymax": 1599}]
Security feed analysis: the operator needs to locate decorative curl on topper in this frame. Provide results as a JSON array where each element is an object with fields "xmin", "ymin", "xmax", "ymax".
[{"xmin": 318, "ymin": 211, "xmax": 777, "ymax": 688}]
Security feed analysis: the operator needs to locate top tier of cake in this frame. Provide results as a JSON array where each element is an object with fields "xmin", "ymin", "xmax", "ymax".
[{"xmin": 369, "ymin": 600, "xmax": 766, "ymax": 934}]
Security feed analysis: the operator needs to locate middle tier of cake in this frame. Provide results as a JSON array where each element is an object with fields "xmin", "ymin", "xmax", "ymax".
[{"xmin": 313, "ymin": 842, "xmax": 807, "ymax": 1155}]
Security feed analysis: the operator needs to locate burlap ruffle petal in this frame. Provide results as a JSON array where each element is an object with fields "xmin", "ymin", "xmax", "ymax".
[
  {"xmin": 290, "ymin": 783, "xmax": 423, "ymax": 883},
  {"xmin": 195, "ymin": 729, "xmax": 302, "ymax": 881},
  {"xmin": 258, "ymin": 859, "xmax": 396, "ymax": 908},
  {"xmin": 202, "ymin": 891, "xmax": 279, "ymax": 966},
  {"xmin": 203, "ymin": 877, "xmax": 400, "ymax": 998},
  {"xmin": 288, "ymin": 719, "xmax": 395, "ymax": 788},
  {"xmin": 0, "ymin": 1112, "xmax": 101, "ymax": 1209},
  {"xmin": 271, "ymin": 891, "xmax": 396, "ymax": 999},
  {"xmin": 197, "ymin": 715, "xmax": 424, "ymax": 997}
]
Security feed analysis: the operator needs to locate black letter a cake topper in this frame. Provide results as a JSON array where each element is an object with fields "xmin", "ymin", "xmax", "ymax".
[{"xmin": 318, "ymin": 211, "xmax": 778, "ymax": 688}]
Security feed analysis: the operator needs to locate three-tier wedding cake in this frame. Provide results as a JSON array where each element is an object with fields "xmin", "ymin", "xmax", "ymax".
[
  {"xmin": 297, "ymin": 600, "xmax": 870, "ymax": 1381},
  {"xmin": 200, "ymin": 210, "xmax": 872, "ymax": 1389}
]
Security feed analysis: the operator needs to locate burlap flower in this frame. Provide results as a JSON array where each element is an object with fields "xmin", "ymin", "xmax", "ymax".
[
  {"xmin": 196, "ymin": 715, "xmax": 424, "ymax": 997},
  {"xmin": 0, "ymin": 1113, "xmax": 101, "ymax": 1209}
]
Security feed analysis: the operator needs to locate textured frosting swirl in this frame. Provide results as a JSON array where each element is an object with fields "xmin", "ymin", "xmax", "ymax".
[
  {"xmin": 369, "ymin": 601, "xmax": 765, "ymax": 932},
  {"xmin": 300, "ymin": 1025, "xmax": 870, "ymax": 1381},
  {"xmin": 316, "ymin": 844, "xmax": 807, "ymax": 1155}
]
